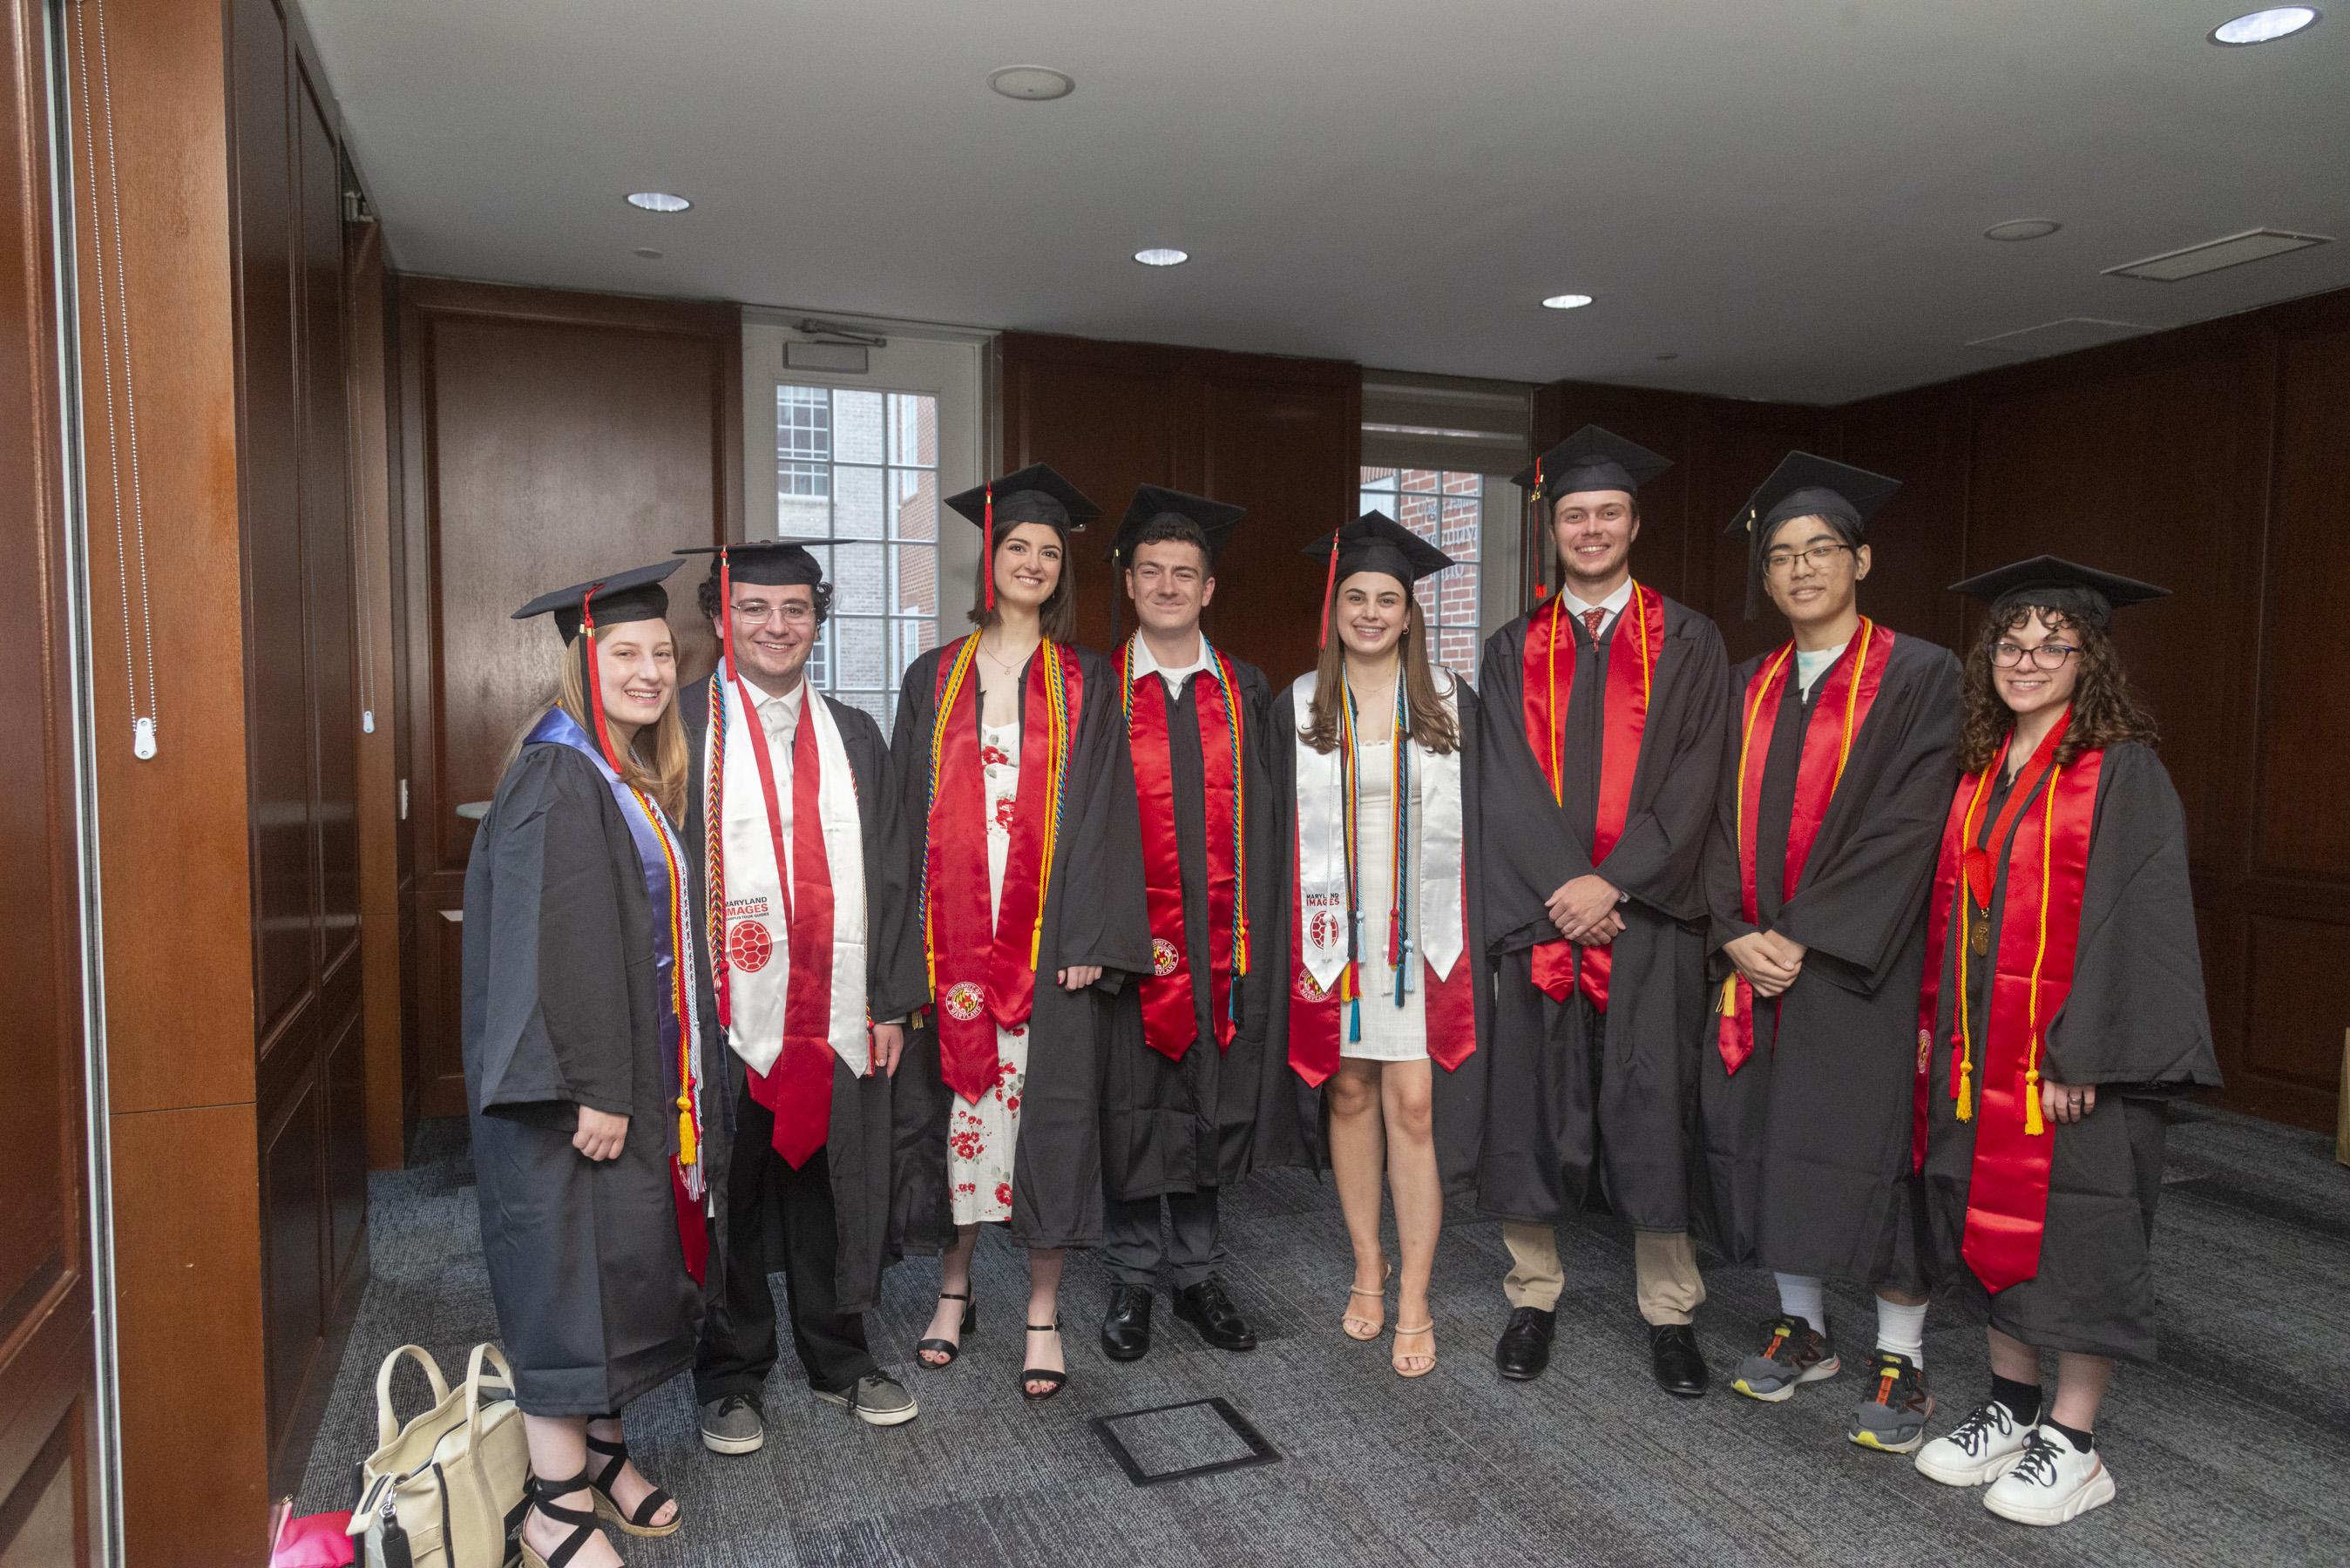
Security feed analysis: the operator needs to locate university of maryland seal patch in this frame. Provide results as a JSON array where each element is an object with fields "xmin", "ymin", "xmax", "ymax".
[
  {"xmin": 1295, "ymin": 966, "xmax": 1329, "ymax": 1003},
  {"xmin": 1151, "ymin": 936, "xmax": 1181, "ymax": 977},
  {"xmin": 945, "ymin": 981, "xmax": 985, "ymax": 1023}
]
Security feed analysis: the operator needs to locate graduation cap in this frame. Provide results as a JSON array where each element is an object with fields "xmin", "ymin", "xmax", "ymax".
[
  {"xmin": 674, "ymin": 537, "xmax": 838, "ymax": 589},
  {"xmin": 1511, "ymin": 425, "xmax": 1673, "ymax": 504},
  {"xmin": 944, "ymin": 463, "xmax": 1101, "ymax": 611},
  {"xmin": 1301, "ymin": 510, "xmax": 1456, "ymax": 647},
  {"xmin": 1725, "ymin": 451, "xmax": 1902, "ymax": 620},
  {"xmin": 511, "ymin": 558, "xmax": 683, "ymax": 770},
  {"xmin": 1948, "ymin": 555, "xmax": 2169, "ymax": 632},
  {"xmin": 1104, "ymin": 485, "xmax": 1246, "ymax": 566},
  {"xmin": 511, "ymin": 558, "xmax": 681, "ymax": 643}
]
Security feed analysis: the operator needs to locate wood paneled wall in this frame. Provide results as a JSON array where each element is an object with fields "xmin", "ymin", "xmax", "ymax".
[
  {"xmin": 0, "ymin": 0, "xmax": 98, "ymax": 1558},
  {"xmin": 396, "ymin": 280, "xmax": 741, "ymax": 1117},
  {"xmin": 1536, "ymin": 286, "xmax": 2350, "ymax": 1132},
  {"xmin": 996, "ymin": 332, "xmax": 1362, "ymax": 685}
]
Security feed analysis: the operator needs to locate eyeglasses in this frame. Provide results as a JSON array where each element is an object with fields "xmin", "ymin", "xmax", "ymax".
[
  {"xmin": 1763, "ymin": 542, "xmax": 1853, "ymax": 575},
  {"xmin": 1990, "ymin": 640, "xmax": 2080, "ymax": 671},
  {"xmin": 730, "ymin": 598, "xmax": 815, "ymax": 625}
]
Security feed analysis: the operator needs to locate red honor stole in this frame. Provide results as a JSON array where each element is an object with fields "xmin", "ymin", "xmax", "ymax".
[
  {"xmin": 1286, "ymin": 676, "xmax": 1475, "ymax": 1088},
  {"xmin": 923, "ymin": 634, "xmax": 1082, "ymax": 1104},
  {"xmin": 1120, "ymin": 639, "xmax": 1249, "ymax": 1062},
  {"xmin": 1520, "ymin": 584, "xmax": 1666, "ymax": 1010},
  {"xmin": 1909, "ymin": 709, "xmax": 2101, "ymax": 1293},
  {"xmin": 1714, "ymin": 620, "xmax": 1893, "ymax": 1073},
  {"xmin": 731, "ymin": 676, "xmax": 837, "ymax": 1169}
]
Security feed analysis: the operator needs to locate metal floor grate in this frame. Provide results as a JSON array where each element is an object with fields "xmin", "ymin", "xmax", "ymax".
[{"xmin": 1092, "ymin": 1397, "xmax": 1280, "ymax": 1486}]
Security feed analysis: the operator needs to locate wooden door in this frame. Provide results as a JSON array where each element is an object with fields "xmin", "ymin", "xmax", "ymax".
[{"xmin": 0, "ymin": 0, "xmax": 102, "ymax": 1559}]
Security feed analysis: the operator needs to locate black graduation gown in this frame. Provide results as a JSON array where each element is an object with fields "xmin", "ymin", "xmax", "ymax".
[
  {"xmin": 887, "ymin": 642, "xmax": 1153, "ymax": 1252},
  {"xmin": 1920, "ymin": 741, "xmax": 2220, "ymax": 1362},
  {"xmin": 1473, "ymin": 596, "xmax": 1729, "ymax": 1233},
  {"xmin": 1692, "ymin": 632, "xmax": 1961, "ymax": 1288},
  {"xmin": 1099, "ymin": 655, "xmax": 1282, "ymax": 1201},
  {"xmin": 1254, "ymin": 677, "xmax": 1493, "ymax": 1198},
  {"xmin": 679, "ymin": 675, "xmax": 927, "ymax": 1315},
  {"xmin": 462, "ymin": 740, "xmax": 712, "ymax": 1416}
]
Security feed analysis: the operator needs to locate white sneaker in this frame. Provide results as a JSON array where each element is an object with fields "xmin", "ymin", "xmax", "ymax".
[
  {"xmin": 1982, "ymin": 1426, "xmax": 2116, "ymax": 1526},
  {"xmin": 1913, "ymin": 1399, "xmax": 2031, "ymax": 1487}
]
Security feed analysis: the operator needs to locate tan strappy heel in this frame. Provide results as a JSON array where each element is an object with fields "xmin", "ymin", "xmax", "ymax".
[
  {"xmin": 1342, "ymin": 1261, "xmax": 1393, "ymax": 1342},
  {"xmin": 1392, "ymin": 1321, "xmax": 1438, "ymax": 1378}
]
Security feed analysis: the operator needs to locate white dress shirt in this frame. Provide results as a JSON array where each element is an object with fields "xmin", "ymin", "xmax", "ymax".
[
  {"xmin": 1561, "ymin": 578, "xmax": 1636, "ymax": 639},
  {"xmin": 1129, "ymin": 631, "xmax": 1214, "ymax": 695}
]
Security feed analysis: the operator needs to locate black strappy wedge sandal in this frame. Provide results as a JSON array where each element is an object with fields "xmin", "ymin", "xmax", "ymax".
[
  {"xmin": 1019, "ymin": 1318, "xmax": 1067, "ymax": 1402},
  {"xmin": 918, "ymin": 1290, "xmax": 976, "ymax": 1368},
  {"xmin": 518, "ymin": 1470, "xmax": 606, "ymax": 1568},
  {"xmin": 582, "ymin": 1432, "xmax": 681, "ymax": 1539}
]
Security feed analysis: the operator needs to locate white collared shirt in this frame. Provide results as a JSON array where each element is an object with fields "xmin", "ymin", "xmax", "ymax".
[
  {"xmin": 1561, "ymin": 578, "xmax": 1635, "ymax": 638},
  {"xmin": 742, "ymin": 673, "xmax": 807, "ymax": 762},
  {"xmin": 1129, "ymin": 631, "xmax": 1214, "ymax": 695}
]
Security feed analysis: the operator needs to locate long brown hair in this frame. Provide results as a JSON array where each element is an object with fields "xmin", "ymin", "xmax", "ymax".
[
  {"xmin": 502, "ymin": 632, "xmax": 693, "ymax": 825},
  {"xmin": 1957, "ymin": 605, "xmax": 2158, "ymax": 774},
  {"xmin": 1303, "ymin": 589, "xmax": 1459, "ymax": 755},
  {"xmin": 965, "ymin": 525, "xmax": 1078, "ymax": 644}
]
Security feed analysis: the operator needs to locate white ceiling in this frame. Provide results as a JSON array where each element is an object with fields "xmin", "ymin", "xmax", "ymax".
[{"xmin": 304, "ymin": 0, "xmax": 2350, "ymax": 404}]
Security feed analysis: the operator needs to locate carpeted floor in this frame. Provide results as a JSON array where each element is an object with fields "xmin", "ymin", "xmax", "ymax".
[{"xmin": 299, "ymin": 1105, "xmax": 2350, "ymax": 1566}]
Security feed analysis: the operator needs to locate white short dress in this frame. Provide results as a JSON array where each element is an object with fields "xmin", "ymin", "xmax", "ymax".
[{"xmin": 1342, "ymin": 727, "xmax": 1429, "ymax": 1063}]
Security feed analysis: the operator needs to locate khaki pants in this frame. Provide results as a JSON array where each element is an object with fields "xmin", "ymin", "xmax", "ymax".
[{"xmin": 1502, "ymin": 1221, "xmax": 1706, "ymax": 1327}]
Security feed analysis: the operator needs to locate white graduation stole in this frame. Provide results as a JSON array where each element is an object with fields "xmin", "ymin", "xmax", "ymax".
[
  {"xmin": 712, "ymin": 679, "xmax": 870, "ymax": 1075},
  {"xmin": 1290, "ymin": 669, "xmax": 1466, "ymax": 996}
]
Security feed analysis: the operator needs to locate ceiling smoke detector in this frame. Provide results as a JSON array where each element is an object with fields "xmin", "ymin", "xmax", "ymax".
[
  {"xmin": 2104, "ymin": 228, "xmax": 2331, "ymax": 280},
  {"xmin": 1984, "ymin": 220, "xmax": 2062, "ymax": 242},
  {"xmin": 989, "ymin": 65, "xmax": 1075, "ymax": 100}
]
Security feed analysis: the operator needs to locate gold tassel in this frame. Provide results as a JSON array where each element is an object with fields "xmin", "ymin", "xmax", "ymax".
[
  {"xmin": 677, "ymin": 1095, "xmax": 697, "ymax": 1166},
  {"xmin": 1956, "ymin": 1058, "xmax": 1974, "ymax": 1122},
  {"xmin": 2024, "ymin": 1059, "xmax": 2045, "ymax": 1136},
  {"xmin": 1717, "ymin": 975, "xmax": 1738, "ymax": 1016}
]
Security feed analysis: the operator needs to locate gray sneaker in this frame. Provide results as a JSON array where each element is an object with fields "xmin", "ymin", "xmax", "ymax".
[
  {"xmin": 699, "ymin": 1394, "xmax": 765, "ymax": 1455},
  {"xmin": 1847, "ymin": 1351, "xmax": 1935, "ymax": 1454},
  {"xmin": 814, "ymin": 1371, "xmax": 918, "ymax": 1427},
  {"xmin": 1730, "ymin": 1315, "xmax": 1841, "ymax": 1402}
]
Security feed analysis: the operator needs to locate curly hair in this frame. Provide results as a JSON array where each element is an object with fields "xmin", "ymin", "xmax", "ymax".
[
  {"xmin": 1957, "ymin": 604, "xmax": 2159, "ymax": 774},
  {"xmin": 695, "ymin": 569, "xmax": 834, "ymax": 627}
]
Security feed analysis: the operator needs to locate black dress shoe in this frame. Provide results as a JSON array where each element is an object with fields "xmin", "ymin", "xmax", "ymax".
[
  {"xmin": 1649, "ymin": 1323, "xmax": 1709, "ymax": 1397},
  {"xmin": 1101, "ymin": 1285, "xmax": 1154, "ymax": 1362},
  {"xmin": 1494, "ymin": 1307, "xmax": 1556, "ymax": 1381},
  {"xmin": 1173, "ymin": 1280, "xmax": 1258, "ymax": 1352}
]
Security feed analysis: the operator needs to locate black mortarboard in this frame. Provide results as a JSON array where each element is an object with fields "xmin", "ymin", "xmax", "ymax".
[
  {"xmin": 511, "ymin": 558, "xmax": 681, "ymax": 642},
  {"xmin": 943, "ymin": 463, "xmax": 1101, "ymax": 536},
  {"xmin": 1303, "ymin": 510, "xmax": 1454, "ymax": 647},
  {"xmin": 1511, "ymin": 425, "xmax": 1673, "ymax": 504},
  {"xmin": 1948, "ymin": 555, "xmax": 2169, "ymax": 632},
  {"xmin": 1104, "ymin": 485, "xmax": 1247, "ymax": 565},
  {"xmin": 674, "ymin": 538, "xmax": 838, "ymax": 589},
  {"xmin": 1725, "ymin": 451, "xmax": 1902, "ymax": 619}
]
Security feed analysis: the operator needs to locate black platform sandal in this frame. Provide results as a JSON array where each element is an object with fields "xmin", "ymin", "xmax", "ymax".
[
  {"xmin": 518, "ymin": 1470, "xmax": 606, "ymax": 1568},
  {"xmin": 582, "ymin": 1432, "xmax": 681, "ymax": 1539},
  {"xmin": 1019, "ymin": 1319, "xmax": 1067, "ymax": 1401},
  {"xmin": 918, "ymin": 1290, "xmax": 976, "ymax": 1368}
]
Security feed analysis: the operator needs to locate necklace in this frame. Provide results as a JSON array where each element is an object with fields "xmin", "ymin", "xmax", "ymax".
[{"xmin": 979, "ymin": 634, "xmax": 1037, "ymax": 674}]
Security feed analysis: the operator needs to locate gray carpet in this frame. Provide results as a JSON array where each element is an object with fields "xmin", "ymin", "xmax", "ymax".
[{"xmin": 299, "ymin": 1105, "xmax": 2350, "ymax": 1566}]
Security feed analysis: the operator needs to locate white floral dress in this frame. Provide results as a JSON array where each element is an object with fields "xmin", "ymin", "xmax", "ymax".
[{"xmin": 948, "ymin": 720, "xmax": 1029, "ymax": 1225}]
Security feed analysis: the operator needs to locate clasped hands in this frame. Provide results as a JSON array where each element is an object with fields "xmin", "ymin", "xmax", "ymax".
[
  {"xmin": 1724, "ymin": 929, "xmax": 1809, "ymax": 997},
  {"xmin": 1547, "ymin": 873, "xmax": 1626, "ymax": 944}
]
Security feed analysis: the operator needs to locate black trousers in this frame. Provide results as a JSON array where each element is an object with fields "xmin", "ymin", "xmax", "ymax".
[
  {"xmin": 1101, "ymin": 1188, "xmax": 1226, "ymax": 1289},
  {"xmin": 694, "ymin": 1081, "xmax": 877, "ymax": 1402}
]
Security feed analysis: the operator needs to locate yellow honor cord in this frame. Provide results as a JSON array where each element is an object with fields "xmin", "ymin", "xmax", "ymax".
[
  {"xmin": 2020, "ymin": 763, "xmax": 2062, "ymax": 1137},
  {"xmin": 1950, "ymin": 752, "xmax": 1999, "ymax": 1124}
]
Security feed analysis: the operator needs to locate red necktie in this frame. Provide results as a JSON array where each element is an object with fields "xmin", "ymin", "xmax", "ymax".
[
  {"xmin": 766, "ymin": 699, "xmax": 836, "ymax": 1168},
  {"xmin": 1582, "ymin": 606, "xmax": 1607, "ymax": 639}
]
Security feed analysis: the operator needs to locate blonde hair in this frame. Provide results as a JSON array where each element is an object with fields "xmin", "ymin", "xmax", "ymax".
[{"xmin": 503, "ymin": 632, "xmax": 692, "ymax": 825}]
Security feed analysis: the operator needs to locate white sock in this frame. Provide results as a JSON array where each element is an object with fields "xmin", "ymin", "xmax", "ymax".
[
  {"xmin": 1774, "ymin": 1273, "xmax": 1825, "ymax": 1334},
  {"xmin": 1874, "ymin": 1296, "xmax": 1928, "ymax": 1368}
]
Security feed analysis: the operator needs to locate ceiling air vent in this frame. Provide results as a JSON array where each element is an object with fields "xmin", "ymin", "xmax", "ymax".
[
  {"xmin": 1966, "ymin": 318, "xmax": 2154, "ymax": 355},
  {"xmin": 2104, "ymin": 228, "xmax": 2331, "ymax": 281}
]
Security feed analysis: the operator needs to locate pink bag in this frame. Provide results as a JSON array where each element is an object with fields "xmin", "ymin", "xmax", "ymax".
[{"xmin": 270, "ymin": 1510, "xmax": 355, "ymax": 1568}]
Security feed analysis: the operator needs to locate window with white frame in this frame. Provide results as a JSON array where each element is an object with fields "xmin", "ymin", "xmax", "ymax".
[
  {"xmin": 773, "ymin": 385, "xmax": 939, "ymax": 727},
  {"xmin": 1358, "ymin": 467, "xmax": 1483, "ymax": 685}
]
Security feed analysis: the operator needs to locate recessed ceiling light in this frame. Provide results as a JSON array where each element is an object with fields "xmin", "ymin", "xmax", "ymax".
[
  {"xmin": 1984, "ymin": 219, "xmax": 2062, "ymax": 241},
  {"xmin": 2210, "ymin": 7, "xmax": 2320, "ymax": 44},
  {"xmin": 625, "ymin": 191, "xmax": 691, "ymax": 213},
  {"xmin": 1134, "ymin": 247, "xmax": 1189, "ymax": 267},
  {"xmin": 1541, "ymin": 294, "xmax": 1595, "ymax": 310},
  {"xmin": 633, "ymin": 247, "xmax": 663, "ymax": 260},
  {"xmin": 989, "ymin": 64, "xmax": 1075, "ymax": 100}
]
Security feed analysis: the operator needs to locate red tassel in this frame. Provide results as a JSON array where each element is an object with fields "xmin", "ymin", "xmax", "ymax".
[
  {"xmin": 718, "ymin": 549, "xmax": 733, "ymax": 680},
  {"xmin": 1532, "ymin": 456, "xmax": 1548, "ymax": 601},
  {"xmin": 581, "ymin": 582, "xmax": 624, "ymax": 772},
  {"xmin": 1317, "ymin": 534, "xmax": 1340, "ymax": 649},
  {"xmin": 984, "ymin": 483, "xmax": 995, "ymax": 612}
]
